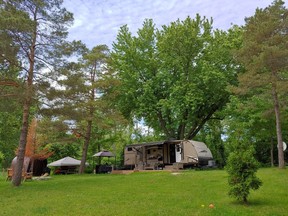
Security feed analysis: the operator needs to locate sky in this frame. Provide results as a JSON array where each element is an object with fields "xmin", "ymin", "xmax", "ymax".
[{"xmin": 63, "ymin": 0, "xmax": 285, "ymax": 49}]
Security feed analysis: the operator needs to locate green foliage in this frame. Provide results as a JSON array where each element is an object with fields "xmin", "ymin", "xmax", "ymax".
[
  {"xmin": 234, "ymin": 0, "xmax": 288, "ymax": 99},
  {"xmin": 46, "ymin": 142, "xmax": 80, "ymax": 162},
  {"xmin": 196, "ymin": 119, "xmax": 226, "ymax": 168},
  {"xmin": 223, "ymin": 95, "xmax": 279, "ymax": 166},
  {"xmin": 36, "ymin": 117, "xmax": 82, "ymax": 161},
  {"xmin": 226, "ymin": 143, "xmax": 262, "ymax": 203},
  {"xmin": 0, "ymin": 150, "xmax": 4, "ymax": 164},
  {"xmin": 233, "ymin": 0, "xmax": 288, "ymax": 168},
  {"xmin": 0, "ymin": 0, "xmax": 74, "ymax": 185},
  {"xmin": 225, "ymin": 115, "xmax": 263, "ymax": 203},
  {"xmin": 0, "ymin": 110, "xmax": 22, "ymax": 167},
  {"xmin": 111, "ymin": 16, "xmax": 242, "ymax": 139},
  {"xmin": 224, "ymin": 96, "xmax": 264, "ymax": 203},
  {"xmin": 42, "ymin": 43, "xmax": 129, "ymax": 173},
  {"xmin": 0, "ymin": 0, "xmax": 74, "ymax": 75}
]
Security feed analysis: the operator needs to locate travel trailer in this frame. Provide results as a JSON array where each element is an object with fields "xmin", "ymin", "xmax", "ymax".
[{"xmin": 124, "ymin": 140, "xmax": 214, "ymax": 170}]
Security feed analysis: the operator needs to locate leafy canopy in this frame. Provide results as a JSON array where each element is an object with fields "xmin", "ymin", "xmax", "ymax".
[{"xmin": 111, "ymin": 15, "xmax": 242, "ymax": 139}]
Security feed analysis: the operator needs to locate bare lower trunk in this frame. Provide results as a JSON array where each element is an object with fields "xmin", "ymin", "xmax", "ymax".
[
  {"xmin": 272, "ymin": 82, "xmax": 285, "ymax": 169},
  {"xmin": 157, "ymin": 111, "xmax": 174, "ymax": 138},
  {"xmin": 12, "ymin": 100, "xmax": 30, "ymax": 186},
  {"xmin": 78, "ymin": 120, "xmax": 92, "ymax": 174},
  {"xmin": 12, "ymin": 51, "xmax": 35, "ymax": 186},
  {"xmin": 243, "ymin": 196, "xmax": 248, "ymax": 204},
  {"xmin": 270, "ymin": 138, "xmax": 274, "ymax": 167}
]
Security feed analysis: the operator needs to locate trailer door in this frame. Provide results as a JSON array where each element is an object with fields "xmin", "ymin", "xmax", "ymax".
[{"xmin": 175, "ymin": 144, "xmax": 181, "ymax": 162}]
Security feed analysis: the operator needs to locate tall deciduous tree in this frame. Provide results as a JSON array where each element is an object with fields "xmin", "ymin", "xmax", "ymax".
[
  {"xmin": 0, "ymin": 0, "xmax": 73, "ymax": 186},
  {"xmin": 111, "ymin": 16, "xmax": 242, "ymax": 139},
  {"xmin": 234, "ymin": 0, "xmax": 288, "ymax": 168}
]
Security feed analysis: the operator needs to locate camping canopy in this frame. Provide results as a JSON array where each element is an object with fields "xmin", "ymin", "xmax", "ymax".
[
  {"xmin": 93, "ymin": 150, "xmax": 114, "ymax": 157},
  {"xmin": 47, "ymin": 156, "xmax": 88, "ymax": 167}
]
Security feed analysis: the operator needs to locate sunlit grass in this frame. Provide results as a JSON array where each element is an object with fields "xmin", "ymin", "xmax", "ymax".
[{"xmin": 0, "ymin": 168, "xmax": 287, "ymax": 216}]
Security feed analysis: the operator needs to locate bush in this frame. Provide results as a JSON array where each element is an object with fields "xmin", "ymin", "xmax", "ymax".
[
  {"xmin": 0, "ymin": 151, "xmax": 4, "ymax": 165},
  {"xmin": 226, "ymin": 142, "xmax": 262, "ymax": 203}
]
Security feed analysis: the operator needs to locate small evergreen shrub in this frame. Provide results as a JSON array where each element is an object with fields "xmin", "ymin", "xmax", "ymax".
[{"xmin": 226, "ymin": 142, "xmax": 262, "ymax": 203}]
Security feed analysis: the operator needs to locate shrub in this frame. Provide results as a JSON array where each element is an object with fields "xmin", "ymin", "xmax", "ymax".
[
  {"xmin": 226, "ymin": 142, "xmax": 262, "ymax": 203},
  {"xmin": 0, "ymin": 151, "xmax": 4, "ymax": 165}
]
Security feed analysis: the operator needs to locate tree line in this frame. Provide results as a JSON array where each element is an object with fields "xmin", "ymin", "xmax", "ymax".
[{"xmin": 0, "ymin": 0, "xmax": 287, "ymax": 188}]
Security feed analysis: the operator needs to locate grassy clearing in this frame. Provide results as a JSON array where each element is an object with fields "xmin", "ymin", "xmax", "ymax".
[{"xmin": 0, "ymin": 168, "xmax": 287, "ymax": 216}]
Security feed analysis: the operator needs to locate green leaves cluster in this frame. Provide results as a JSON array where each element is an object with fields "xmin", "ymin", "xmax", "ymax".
[
  {"xmin": 0, "ymin": 151, "xmax": 4, "ymax": 165},
  {"xmin": 46, "ymin": 142, "xmax": 80, "ymax": 162},
  {"xmin": 111, "ymin": 15, "xmax": 242, "ymax": 139},
  {"xmin": 0, "ymin": 110, "xmax": 22, "ymax": 167},
  {"xmin": 226, "ymin": 141, "xmax": 262, "ymax": 203}
]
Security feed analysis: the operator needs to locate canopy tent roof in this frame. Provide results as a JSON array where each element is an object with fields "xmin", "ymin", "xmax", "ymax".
[
  {"xmin": 47, "ymin": 156, "xmax": 88, "ymax": 167},
  {"xmin": 93, "ymin": 150, "xmax": 115, "ymax": 157}
]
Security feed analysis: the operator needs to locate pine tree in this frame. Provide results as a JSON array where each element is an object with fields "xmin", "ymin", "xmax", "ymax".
[
  {"xmin": 234, "ymin": 0, "xmax": 288, "ymax": 168},
  {"xmin": 0, "ymin": 0, "xmax": 73, "ymax": 186}
]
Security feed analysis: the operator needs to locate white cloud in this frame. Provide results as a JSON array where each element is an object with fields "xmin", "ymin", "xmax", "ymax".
[{"xmin": 63, "ymin": 0, "xmax": 286, "ymax": 49}]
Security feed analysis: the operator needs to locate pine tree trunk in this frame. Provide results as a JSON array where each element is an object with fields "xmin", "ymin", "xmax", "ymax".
[
  {"xmin": 78, "ymin": 120, "xmax": 92, "ymax": 174},
  {"xmin": 12, "ymin": 101, "xmax": 30, "ymax": 186},
  {"xmin": 272, "ymin": 82, "xmax": 285, "ymax": 169},
  {"xmin": 270, "ymin": 138, "xmax": 274, "ymax": 167},
  {"xmin": 12, "ymin": 68, "xmax": 33, "ymax": 185},
  {"xmin": 12, "ymin": 22, "xmax": 36, "ymax": 186}
]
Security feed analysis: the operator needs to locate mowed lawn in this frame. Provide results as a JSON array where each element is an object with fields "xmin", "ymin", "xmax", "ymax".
[{"xmin": 0, "ymin": 168, "xmax": 287, "ymax": 216}]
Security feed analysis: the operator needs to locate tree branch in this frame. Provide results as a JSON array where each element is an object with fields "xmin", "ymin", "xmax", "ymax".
[{"xmin": 0, "ymin": 81, "xmax": 19, "ymax": 87}]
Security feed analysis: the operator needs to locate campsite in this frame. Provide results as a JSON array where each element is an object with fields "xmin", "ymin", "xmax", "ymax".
[
  {"xmin": 1, "ymin": 168, "xmax": 288, "ymax": 216},
  {"xmin": 1, "ymin": 1, "xmax": 288, "ymax": 215}
]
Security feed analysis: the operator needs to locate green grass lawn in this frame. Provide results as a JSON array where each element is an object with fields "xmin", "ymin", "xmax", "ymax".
[{"xmin": 0, "ymin": 168, "xmax": 287, "ymax": 216}]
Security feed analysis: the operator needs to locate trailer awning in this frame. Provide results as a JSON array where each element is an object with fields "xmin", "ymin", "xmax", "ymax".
[{"xmin": 126, "ymin": 140, "xmax": 183, "ymax": 148}]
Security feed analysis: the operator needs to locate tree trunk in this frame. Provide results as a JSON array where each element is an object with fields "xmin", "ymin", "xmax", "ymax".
[
  {"xmin": 12, "ymin": 17, "xmax": 37, "ymax": 185},
  {"xmin": 177, "ymin": 109, "xmax": 188, "ymax": 139},
  {"xmin": 243, "ymin": 196, "xmax": 248, "ymax": 204},
  {"xmin": 270, "ymin": 137, "xmax": 274, "ymax": 167},
  {"xmin": 272, "ymin": 82, "xmax": 285, "ymax": 169},
  {"xmin": 12, "ymin": 100, "xmax": 30, "ymax": 186},
  {"xmin": 12, "ymin": 70, "xmax": 33, "ymax": 186},
  {"xmin": 78, "ymin": 120, "xmax": 92, "ymax": 174},
  {"xmin": 157, "ymin": 111, "xmax": 174, "ymax": 138}
]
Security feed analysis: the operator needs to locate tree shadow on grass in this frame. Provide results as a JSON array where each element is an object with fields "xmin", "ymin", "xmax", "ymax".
[{"xmin": 230, "ymin": 198, "xmax": 270, "ymax": 207}]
